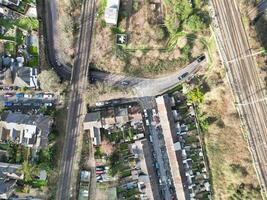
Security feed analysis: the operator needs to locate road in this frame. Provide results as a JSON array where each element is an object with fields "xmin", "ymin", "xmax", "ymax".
[
  {"xmin": 211, "ymin": 0, "xmax": 267, "ymax": 195},
  {"xmin": 43, "ymin": 0, "xmax": 72, "ymax": 80},
  {"xmin": 56, "ymin": 0, "xmax": 95, "ymax": 199},
  {"xmin": 92, "ymin": 58, "xmax": 205, "ymax": 97},
  {"xmin": 147, "ymin": 108, "xmax": 173, "ymax": 200}
]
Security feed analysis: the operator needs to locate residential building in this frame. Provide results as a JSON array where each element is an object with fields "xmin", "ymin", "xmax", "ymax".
[
  {"xmin": 104, "ymin": 0, "xmax": 120, "ymax": 25},
  {"xmin": 84, "ymin": 105, "xmax": 144, "ymax": 145},
  {"xmin": 0, "ymin": 112, "xmax": 53, "ymax": 148},
  {"xmin": 14, "ymin": 67, "xmax": 38, "ymax": 88},
  {"xmin": 0, "ymin": 162, "xmax": 22, "ymax": 200},
  {"xmin": 130, "ymin": 139, "xmax": 155, "ymax": 200},
  {"xmin": 156, "ymin": 95, "xmax": 187, "ymax": 200},
  {"xmin": 83, "ymin": 112, "xmax": 102, "ymax": 146}
]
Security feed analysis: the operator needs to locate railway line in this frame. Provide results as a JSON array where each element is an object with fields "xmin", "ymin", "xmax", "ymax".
[
  {"xmin": 211, "ymin": 0, "xmax": 267, "ymax": 195},
  {"xmin": 56, "ymin": 0, "xmax": 95, "ymax": 199}
]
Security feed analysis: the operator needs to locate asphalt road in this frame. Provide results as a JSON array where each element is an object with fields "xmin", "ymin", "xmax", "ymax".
[
  {"xmin": 211, "ymin": 0, "xmax": 267, "ymax": 194},
  {"xmin": 43, "ymin": 0, "xmax": 72, "ymax": 80},
  {"xmin": 56, "ymin": 0, "xmax": 95, "ymax": 199},
  {"xmin": 91, "ymin": 58, "xmax": 204, "ymax": 97}
]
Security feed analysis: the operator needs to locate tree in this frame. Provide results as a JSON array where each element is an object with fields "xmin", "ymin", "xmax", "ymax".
[
  {"xmin": 38, "ymin": 70, "xmax": 66, "ymax": 93},
  {"xmin": 184, "ymin": 14, "xmax": 206, "ymax": 32},
  {"xmin": 186, "ymin": 88, "xmax": 204, "ymax": 104},
  {"xmin": 18, "ymin": 161, "xmax": 39, "ymax": 182}
]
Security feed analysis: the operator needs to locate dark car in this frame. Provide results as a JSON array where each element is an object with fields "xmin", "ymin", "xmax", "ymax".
[
  {"xmin": 177, "ymin": 72, "xmax": 189, "ymax": 80},
  {"xmin": 197, "ymin": 55, "xmax": 206, "ymax": 62}
]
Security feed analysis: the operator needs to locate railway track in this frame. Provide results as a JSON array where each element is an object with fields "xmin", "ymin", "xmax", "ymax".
[{"xmin": 212, "ymin": 0, "xmax": 267, "ymax": 195}]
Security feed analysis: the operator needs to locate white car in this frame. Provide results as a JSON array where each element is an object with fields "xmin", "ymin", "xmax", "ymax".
[
  {"xmin": 43, "ymin": 93, "xmax": 53, "ymax": 99},
  {"xmin": 144, "ymin": 109, "xmax": 148, "ymax": 117},
  {"xmin": 24, "ymin": 94, "xmax": 32, "ymax": 98},
  {"xmin": 152, "ymin": 109, "xmax": 157, "ymax": 116},
  {"xmin": 44, "ymin": 102, "xmax": 53, "ymax": 107}
]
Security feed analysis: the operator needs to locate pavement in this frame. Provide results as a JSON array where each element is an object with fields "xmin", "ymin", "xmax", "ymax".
[
  {"xmin": 211, "ymin": 0, "xmax": 267, "ymax": 195},
  {"xmin": 55, "ymin": 0, "xmax": 95, "ymax": 199}
]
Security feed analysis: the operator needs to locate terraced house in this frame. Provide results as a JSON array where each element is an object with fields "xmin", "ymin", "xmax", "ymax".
[{"xmin": 0, "ymin": 112, "xmax": 52, "ymax": 148}]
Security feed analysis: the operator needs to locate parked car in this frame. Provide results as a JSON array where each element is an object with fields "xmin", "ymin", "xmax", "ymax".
[
  {"xmin": 197, "ymin": 54, "xmax": 206, "ymax": 62},
  {"xmin": 36, "ymin": 93, "xmax": 44, "ymax": 98},
  {"xmin": 44, "ymin": 102, "xmax": 53, "ymax": 107},
  {"xmin": 43, "ymin": 93, "xmax": 53, "ymax": 99},
  {"xmin": 95, "ymin": 102, "xmax": 105, "ymax": 106},
  {"xmin": 120, "ymin": 81, "xmax": 129, "ymax": 86},
  {"xmin": 144, "ymin": 109, "xmax": 148, "ymax": 117},
  {"xmin": 24, "ymin": 94, "xmax": 32, "ymax": 98},
  {"xmin": 4, "ymin": 102, "xmax": 13, "ymax": 107},
  {"xmin": 177, "ymin": 72, "xmax": 189, "ymax": 81},
  {"xmin": 16, "ymin": 93, "xmax": 24, "ymax": 98}
]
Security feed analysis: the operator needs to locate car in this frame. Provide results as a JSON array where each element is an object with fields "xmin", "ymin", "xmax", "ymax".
[
  {"xmin": 43, "ymin": 93, "xmax": 53, "ymax": 99},
  {"xmin": 44, "ymin": 102, "xmax": 53, "ymax": 107},
  {"xmin": 177, "ymin": 72, "xmax": 189, "ymax": 80},
  {"xmin": 197, "ymin": 55, "xmax": 206, "ymax": 62},
  {"xmin": 36, "ymin": 93, "xmax": 44, "ymax": 98},
  {"xmin": 4, "ymin": 93, "xmax": 14, "ymax": 98},
  {"xmin": 33, "ymin": 102, "xmax": 41, "ymax": 107},
  {"xmin": 13, "ymin": 102, "xmax": 22, "ymax": 106},
  {"xmin": 120, "ymin": 81, "xmax": 129, "ymax": 86},
  {"xmin": 16, "ymin": 93, "xmax": 24, "ymax": 98},
  {"xmin": 96, "ymin": 102, "xmax": 105, "ymax": 106},
  {"xmin": 4, "ymin": 102, "xmax": 13, "ymax": 107},
  {"xmin": 90, "ymin": 76, "xmax": 96, "ymax": 84},
  {"xmin": 144, "ymin": 109, "xmax": 148, "ymax": 117},
  {"xmin": 24, "ymin": 94, "xmax": 32, "ymax": 98},
  {"xmin": 146, "ymin": 119, "xmax": 150, "ymax": 126},
  {"xmin": 23, "ymin": 102, "xmax": 32, "ymax": 106},
  {"xmin": 152, "ymin": 109, "xmax": 157, "ymax": 116},
  {"xmin": 149, "ymin": 135, "xmax": 153, "ymax": 142}
]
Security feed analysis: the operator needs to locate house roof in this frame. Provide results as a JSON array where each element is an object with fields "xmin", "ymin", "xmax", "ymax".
[
  {"xmin": 14, "ymin": 67, "xmax": 38, "ymax": 88},
  {"xmin": 1, "ymin": 112, "xmax": 52, "ymax": 148},
  {"xmin": 84, "ymin": 112, "xmax": 101, "ymax": 123}
]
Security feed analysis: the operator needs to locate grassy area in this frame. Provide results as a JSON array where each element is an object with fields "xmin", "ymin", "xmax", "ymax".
[
  {"xmin": 0, "ymin": 17, "xmax": 38, "ymax": 31},
  {"xmin": 198, "ymin": 61, "xmax": 262, "ymax": 199},
  {"xmin": 28, "ymin": 56, "xmax": 39, "ymax": 67},
  {"xmin": 4, "ymin": 42, "xmax": 16, "ymax": 55}
]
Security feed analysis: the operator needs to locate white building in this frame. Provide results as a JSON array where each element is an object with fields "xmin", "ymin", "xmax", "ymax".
[{"xmin": 104, "ymin": 0, "xmax": 120, "ymax": 25}]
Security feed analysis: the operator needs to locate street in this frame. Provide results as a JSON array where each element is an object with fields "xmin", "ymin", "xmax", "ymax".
[
  {"xmin": 91, "ymin": 58, "xmax": 205, "ymax": 97},
  {"xmin": 211, "ymin": 0, "xmax": 267, "ymax": 194},
  {"xmin": 56, "ymin": 0, "xmax": 95, "ymax": 199}
]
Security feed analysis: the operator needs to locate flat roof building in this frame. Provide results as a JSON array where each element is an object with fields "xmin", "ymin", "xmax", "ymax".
[{"xmin": 104, "ymin": 0, "xmax": 120, "ymax": 25}]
